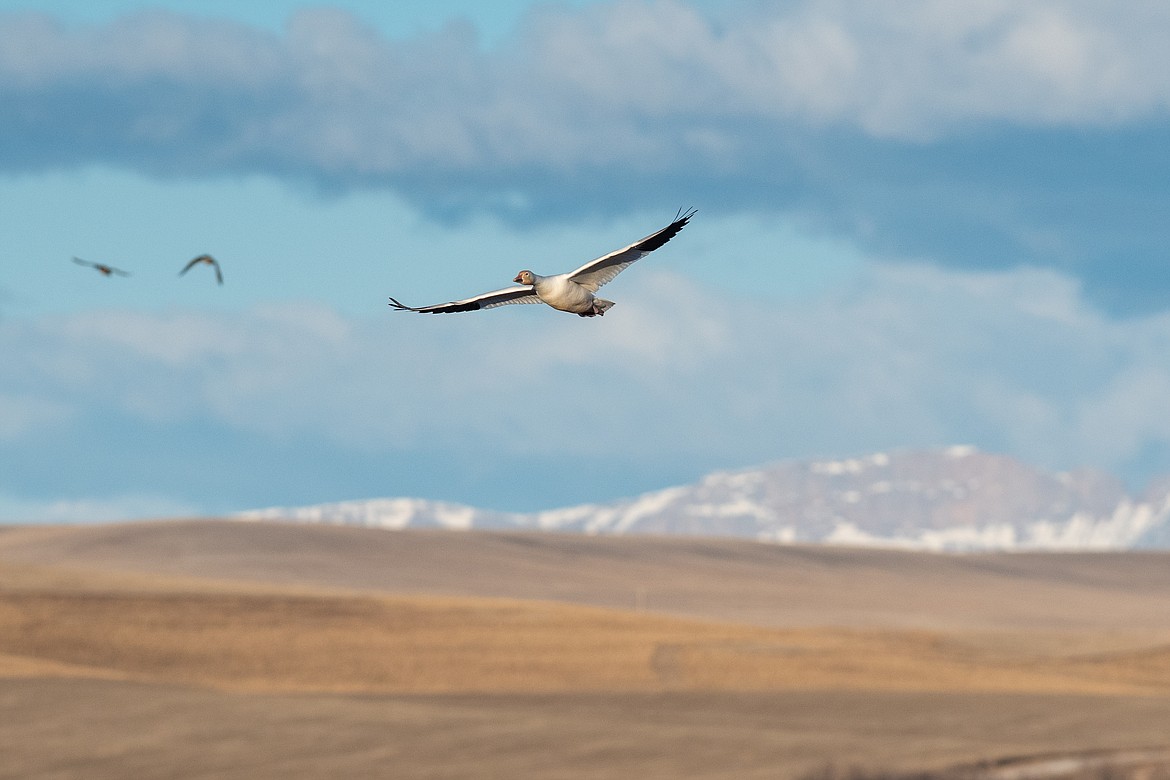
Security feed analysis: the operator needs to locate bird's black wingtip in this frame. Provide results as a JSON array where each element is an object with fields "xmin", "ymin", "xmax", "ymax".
[
  {"xmin": 634, "ymin": 207, "xmax": 698, "ymax": 252},
  {"xmin": 388, "ymin": 296, "xmax": 481, "ymax": 314},
  {"xmin": 388, "ymin": 297, "xmax": 418, "ymax": 312}
]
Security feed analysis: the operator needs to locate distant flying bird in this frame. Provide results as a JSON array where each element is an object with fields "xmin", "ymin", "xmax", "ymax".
[
  {"xmin": 389, "ymin": 208, "xmax": 696, "ymax": 317},
  {"xmin": 72, "ymin": 257, "xmax": 130, "ymax": 277},
  {"xmin": 179, "ymin": 254, "xmax": 223, "ymax": 285}
]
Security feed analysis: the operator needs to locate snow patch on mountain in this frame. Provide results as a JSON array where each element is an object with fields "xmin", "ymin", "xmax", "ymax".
[
  {"xmin": 238, "ymin": 497, "xmax": 521, "ymax": 532},
  {"xmin": 237, "ymin": 448, "xmax": 1170, "ymax": 551}
]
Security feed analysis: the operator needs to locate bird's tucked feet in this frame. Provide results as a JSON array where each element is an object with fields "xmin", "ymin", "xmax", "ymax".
[{"xmin": 591, "ymin": 299, "xmax": 615, "ymax": 316}]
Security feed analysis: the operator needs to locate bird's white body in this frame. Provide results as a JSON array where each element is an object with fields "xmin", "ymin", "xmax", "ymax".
[{"xmin": 518, "ymin": 271, "xmax": 615, "ymax": 316}]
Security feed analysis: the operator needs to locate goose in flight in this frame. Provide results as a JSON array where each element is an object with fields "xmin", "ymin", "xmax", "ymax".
[
  {"xmin": 179, "ymin": 254, "xmax": 223, "ymax": 285},
  {"xmin": 72, "ymin": 257, "xmax": 130, "ymax": 277},
  {"xmin": 389, "ymin": 208, "xmax": 695, "ymax": 317}
]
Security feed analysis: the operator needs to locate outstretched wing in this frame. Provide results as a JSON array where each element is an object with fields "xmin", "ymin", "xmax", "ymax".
[
  {"xmin": 73, "ymin": 257, "xmax": 130, "ymax": 276},
  {"xmin": 178, "ymin": 256, "xmax": 202, "ymax": 276},
  {"xmin": 568, "ymin": 208, "xmax": 696, "ymax": 292},
  {"xmin": 212, "ymin": 259, "xmax": 224, "ymax": 285},
  {"xmin": 389, "ymin": 285, "xmax": 540, "ymax": 314}
]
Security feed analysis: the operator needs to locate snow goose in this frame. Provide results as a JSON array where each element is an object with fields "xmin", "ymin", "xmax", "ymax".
[
  {"xmin": 179, "ymin": 254, "xmax": 223, "ymax": 285},
  {"xmin": 72, "ymin": 257, "xmax": 130, "ymax": 277},
  {"xmin": 389, "ymin": 208, "xmax": 695, "ymax": 317}
]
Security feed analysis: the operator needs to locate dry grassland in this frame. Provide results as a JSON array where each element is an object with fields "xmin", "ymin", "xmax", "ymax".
[
  {"xmin": 2, "ymin": 520, "xmax": 1170, "ymax": 779},
  {"xmin": 4, "ymin": 586, "xmax": 1170, "ymax": 697}
]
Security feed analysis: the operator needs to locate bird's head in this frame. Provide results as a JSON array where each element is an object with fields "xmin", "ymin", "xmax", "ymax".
[{"xmin": 514, "ymin": 270, "xmax": 535, "ymax": 285}]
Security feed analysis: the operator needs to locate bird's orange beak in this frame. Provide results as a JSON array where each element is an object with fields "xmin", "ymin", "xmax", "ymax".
[{"xmin": 513, "ymin": 274, "xmax": 523, "ymax": 283}]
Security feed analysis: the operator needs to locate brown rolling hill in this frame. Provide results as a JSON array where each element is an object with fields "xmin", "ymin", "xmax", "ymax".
[
  {"xmin": 2, "ymin": 519, "xmax": 1170, "ymax": 779},
  {"xmin": 4, "ymin": 518, "xmax": 1170, "ymax": 632}
]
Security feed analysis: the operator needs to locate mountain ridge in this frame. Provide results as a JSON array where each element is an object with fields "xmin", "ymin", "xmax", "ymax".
[{"xmin": 237, "ymin": 447, "xmax": 1170, "ymax": 551}]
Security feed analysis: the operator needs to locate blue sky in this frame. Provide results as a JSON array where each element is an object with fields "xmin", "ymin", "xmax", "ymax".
[{"xmin": 4, "ymin": 0, "xmax": 1170, "ymax": 521}]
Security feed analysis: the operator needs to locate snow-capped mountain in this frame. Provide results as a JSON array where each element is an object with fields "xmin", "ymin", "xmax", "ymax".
[{"xmin": 237, "ymin": 447, "xmax": 1170, "ymax": 551}]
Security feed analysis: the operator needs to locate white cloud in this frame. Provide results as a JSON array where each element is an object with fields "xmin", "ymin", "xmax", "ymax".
[
  {"xmin": 3, "ymin": 0, "xmax": 1169, "ymax": 180},
  {"xmin": 0, "ymin": 491, "xmax": 198, "ymax": 524},
  {"xmin": 0, "ymin": 393, "xmax": 72, "ymax": 441},
  {"xmin": 0, "ymin": 11, "xmax": 284, "ymax": 87},
  {"xmin": 7, "ymin": 260, "xmax": 1170, "ymax": 496},
  {"xmin": 515, "ymin": 0, "xmax": 1160, "ymax": 138}
]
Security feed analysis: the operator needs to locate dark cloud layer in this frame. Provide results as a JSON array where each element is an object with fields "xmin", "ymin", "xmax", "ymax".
[{"xmin": 3, "ymin": 2, "xmax": 1170, "ymax": 310}]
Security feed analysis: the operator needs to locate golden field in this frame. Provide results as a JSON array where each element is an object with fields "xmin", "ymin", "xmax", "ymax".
[{"xmin": 2, "ymin": 520, "xmax": 1170, "ymax": 779}]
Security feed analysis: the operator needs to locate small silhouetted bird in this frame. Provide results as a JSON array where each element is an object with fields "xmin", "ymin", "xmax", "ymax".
[
  {"xmin": 179, "ymin": 254, "xmax": 223, "ymax": 285},
  {"xmin": 73, "ymin": 257, "xmax": 130, "ymax": 277}
]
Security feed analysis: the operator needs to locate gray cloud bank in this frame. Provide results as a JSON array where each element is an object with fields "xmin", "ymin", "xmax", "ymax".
[{"xmin": 4, "ymin": 1, "xmax": 1170, "ymax": 309}]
